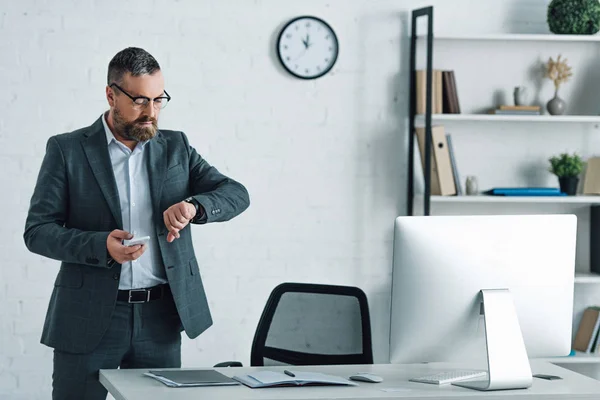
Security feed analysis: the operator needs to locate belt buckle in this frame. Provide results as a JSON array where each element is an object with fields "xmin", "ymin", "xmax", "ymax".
[{"xmin": 128, "ymin": 289, "xmax": 150, "ymax": 303}]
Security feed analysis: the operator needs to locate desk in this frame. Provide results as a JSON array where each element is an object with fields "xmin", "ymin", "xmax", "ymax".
[{"xmin": 100, "ymin": 360, "xmax": 600, "ymax": 400}]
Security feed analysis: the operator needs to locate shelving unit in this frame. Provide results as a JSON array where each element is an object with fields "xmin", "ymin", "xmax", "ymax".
[
  {"xmin": 575, "ymin": 272, "xmax": 600, "ymax": 284},
  {"xmin": 408, "ymin": 7, "xmax": 600, "ymax": 374},
  {"xmin": 417, "ymin": 195, "xmax": 600, "ymax": 205},
  {"xmin": 539, "ymin": 352, "xmax": 600, "ymax": 364},
  {"xmin": 415, "ymin": 114, "xmax": 600, "ymax": 123},
  {"xmin": 418, "ymin": 33, "xmax": 600, "ymax": 42}
]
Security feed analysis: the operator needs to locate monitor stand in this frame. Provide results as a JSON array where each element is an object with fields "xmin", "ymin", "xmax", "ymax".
[{"xmin": 452, "ymin": 289, "xmax": 533, "ymax": 391}]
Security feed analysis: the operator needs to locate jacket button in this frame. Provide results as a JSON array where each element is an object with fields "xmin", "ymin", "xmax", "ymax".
[{"xmin": 113, "ymin": 274, "xmax": 119, "ymax": 280}]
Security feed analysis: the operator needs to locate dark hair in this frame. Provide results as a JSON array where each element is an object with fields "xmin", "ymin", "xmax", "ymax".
[{"xmin": 107, "ymin": 47, "xmax": 161, "ymax": 85}]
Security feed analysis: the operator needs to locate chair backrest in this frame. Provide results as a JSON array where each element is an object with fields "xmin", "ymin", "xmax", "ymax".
[{"xmin": 250, "ymin": 282, "xmax": 373, "ymax": 366}]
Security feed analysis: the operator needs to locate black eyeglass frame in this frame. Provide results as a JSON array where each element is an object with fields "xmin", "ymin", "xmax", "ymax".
[{"xmin": 109, "ymin": 83, "xmax": 171, "ymax": 109}]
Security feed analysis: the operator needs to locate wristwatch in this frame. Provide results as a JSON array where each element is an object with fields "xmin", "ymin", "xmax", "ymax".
[{"xmin": 183, "ymin": 196, "xmax": 203, "ymax": 223}]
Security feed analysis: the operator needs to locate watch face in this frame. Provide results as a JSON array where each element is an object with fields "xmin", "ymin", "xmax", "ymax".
[{"xmin": 277, "ymin": 16, "xmax": 339, "ymax": 80}]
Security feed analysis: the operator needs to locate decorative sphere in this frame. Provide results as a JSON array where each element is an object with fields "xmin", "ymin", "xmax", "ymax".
[{"xmin": 547, "ymin": 0, "xmax": 600, "ymax": 34}]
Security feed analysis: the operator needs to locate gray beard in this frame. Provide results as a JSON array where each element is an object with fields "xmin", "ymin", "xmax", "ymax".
[{"xmin": 113, "ymin": 109, "xmax": 158, "ymax": 142}]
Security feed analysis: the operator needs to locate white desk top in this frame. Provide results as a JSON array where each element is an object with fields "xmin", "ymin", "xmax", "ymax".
[{"xmin": 100, "ymin": 360, "xmax": 600, "ymax": 400}]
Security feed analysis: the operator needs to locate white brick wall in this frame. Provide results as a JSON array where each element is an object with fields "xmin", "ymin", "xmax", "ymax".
[{"xmin": 0, "ymin": 0, "xmax": 565, "ymax": 397}]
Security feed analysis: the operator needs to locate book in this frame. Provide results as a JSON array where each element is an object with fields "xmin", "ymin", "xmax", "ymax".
[
  {"xmin": 416, "ymin": 69, "xmax": 443, "ymax": 114},
  {"xmin": 499, "ymin": 105, "xmax": 541, "ymax": 111},
  {"xmin": 445, "ymin": 133, "xmax": 462, "ymax": 195},
  {"xmin": 232, "ymin": 370, "xmax": 358, "ymax": 388},
  {"xmin": 144, "ymin": 369, "xmax": 239, "ymax": 387},
  {"xmin": 573, "ymin": 307, "xmax": 600, "ymax": 353},
  {"xmin": 483, "ymin": 187, "xmax": 565, "ymax": 196},
  {"xmin": 442, "ymin": 70, "xmax": 460, "ymax": 114},
  {"xmin": 488, "ymin": 109, "xmax": 541, "ymax": 115},
  {"xmin": 583, "ymin": 157, "xmax": 600, "ymax": 194}
]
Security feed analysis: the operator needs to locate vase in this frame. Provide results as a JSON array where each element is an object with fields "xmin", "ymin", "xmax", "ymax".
[
  {"xmin": 558, "ymin": 177, "xmax": 578, "ymax": 195},
  {"xmin": 547, "ymin": 90, "xmax": 566, "ymax": 115}
]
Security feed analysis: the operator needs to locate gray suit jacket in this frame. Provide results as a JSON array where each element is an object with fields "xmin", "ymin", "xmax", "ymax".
[{"xmin": 23, "ymin": 117, "xmax": 250, "ymax": 354}]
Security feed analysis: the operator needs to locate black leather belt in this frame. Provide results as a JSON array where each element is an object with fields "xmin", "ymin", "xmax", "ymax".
[{"xmin": 117, "ymin": 283, "xmax": 171, "ymax": 303}]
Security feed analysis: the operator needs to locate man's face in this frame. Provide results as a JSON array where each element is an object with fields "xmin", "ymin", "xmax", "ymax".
[{"xmin": 107, "ymin": 71, "xmax": 165, "ymax": 142}]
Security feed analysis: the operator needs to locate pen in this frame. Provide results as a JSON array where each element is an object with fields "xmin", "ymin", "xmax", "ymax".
[{"xmin": 284, "ymin": 370, "xmax": 295, "ymax": 377}]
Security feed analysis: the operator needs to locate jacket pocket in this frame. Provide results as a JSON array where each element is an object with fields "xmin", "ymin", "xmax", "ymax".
[
  {"xmin": 189, "ymin": 257, "xmax": 200, "ymax": 276},
  {"xmin": 54, "ymin": 267, "xmax": 83, "ymax": 289},
  {"xmin": 166, "ymin": 163, "xmax": 184, "ymax": 178}
]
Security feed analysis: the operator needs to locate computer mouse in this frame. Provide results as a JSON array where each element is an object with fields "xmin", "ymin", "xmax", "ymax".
[{"xmin": 349, "ymin": 373, "xmax": 383, "ymax": 383}]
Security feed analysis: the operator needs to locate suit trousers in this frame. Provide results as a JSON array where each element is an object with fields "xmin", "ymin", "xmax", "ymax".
[{"xmin": 52, "ymin": 289, "xmax": 182, "ymax": 400}]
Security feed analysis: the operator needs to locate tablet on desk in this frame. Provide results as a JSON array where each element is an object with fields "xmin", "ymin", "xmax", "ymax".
[{"xmin": 144, "ymin": 369, "xmax": 239, "ymax": 387}]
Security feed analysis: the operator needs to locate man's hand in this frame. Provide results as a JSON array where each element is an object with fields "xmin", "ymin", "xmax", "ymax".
[
  {"xmin": 107, "ymin": 229, "xmax": 146, "ymax": 264},
  {"xmin": 163, "ymin": 201, "xmax": 196, "ymax": 243}
]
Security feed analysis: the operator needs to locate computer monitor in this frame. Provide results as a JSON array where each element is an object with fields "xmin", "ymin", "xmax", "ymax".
[{"xmin": 389, "ymin": 214, "xmax": 577, "ymax": 391}]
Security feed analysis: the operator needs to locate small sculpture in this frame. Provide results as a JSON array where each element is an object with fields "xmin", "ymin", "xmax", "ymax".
[
  {"xmin": 513, "ymin": 86, "xmax": 528, "ymax": 106},
  {"xmin": 465, "ymin": 176, "xmax": 479, "ymax": 196}
]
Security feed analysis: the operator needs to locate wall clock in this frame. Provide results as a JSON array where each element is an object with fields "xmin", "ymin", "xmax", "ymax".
[{"xmin": 276, "ymin": 16, "xmax": 339, "ymax": 80}]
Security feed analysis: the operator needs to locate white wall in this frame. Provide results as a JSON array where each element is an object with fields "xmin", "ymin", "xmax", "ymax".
[{"xmin": 0, "ymin": 0, "xmax": 575, "ymax": 398}]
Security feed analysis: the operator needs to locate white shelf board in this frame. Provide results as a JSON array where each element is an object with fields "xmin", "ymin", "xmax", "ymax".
[
  {"xmin": 538, "ymin": 352, "xmax": 600, "ymax": 364},
  {"xmin": 575, "ymin": 272, "xmax": 600, "ymax": 284},
  {"xmin": 418, "ymin": 33, "xmax": 600, "ymax": 42},
  {"xmin": 419, "ymin": 195, "xmax": 600, "ymax": 205},
  {"xmin": 415, "ymin": 114, "xmax": 600, "ymax": 123}
]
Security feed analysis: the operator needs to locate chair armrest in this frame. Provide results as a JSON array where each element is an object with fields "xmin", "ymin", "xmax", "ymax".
[{"xmin": 213, "ymin": 361, "xmax": 243, "ymax": 367}]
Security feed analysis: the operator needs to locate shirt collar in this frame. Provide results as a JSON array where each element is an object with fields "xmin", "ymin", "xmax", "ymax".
[
  {"xmin": 102, "ymin": 111, "xmax": 117, "ymax": 145},
  {"xmin": 101, "ymin": 111, "xmax": 150, "ymax": 149}
]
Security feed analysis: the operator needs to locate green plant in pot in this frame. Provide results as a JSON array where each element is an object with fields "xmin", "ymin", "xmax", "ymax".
[
  {"xmin": 549, "ymin": 152, "xmax": 584, "ymax": 195},
  {"xmin": 547, "ymin": 0, "xmax": 600, "ymax": 35}
]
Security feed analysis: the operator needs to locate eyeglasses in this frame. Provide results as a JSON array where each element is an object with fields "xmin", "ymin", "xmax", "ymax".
[{"xmin": 110, "ymin": 83, "xmax": 171, "ymax": 110}]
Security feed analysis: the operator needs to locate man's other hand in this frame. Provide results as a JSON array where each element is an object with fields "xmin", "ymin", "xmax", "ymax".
[{"xmin": 107, "ymin": 230, "xmax": 146, "ymax": 264}]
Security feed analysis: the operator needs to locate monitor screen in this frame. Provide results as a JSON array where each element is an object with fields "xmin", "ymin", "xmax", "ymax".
[{"xmin": 389, "ymin": 214, "xmax": 576, "ymax": 365}]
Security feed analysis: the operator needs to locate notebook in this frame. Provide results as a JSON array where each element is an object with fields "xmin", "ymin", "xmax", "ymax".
[
  {"xmin": 483, "ymin": 187, "xmax": 565, "ymax": 196},
  {"xmin": 232, "ymin": 370, "xmax": 358, "ymax": 388},
  {"xmin": 144, "ymin": 369, "xmax": 239, "ymax": 387}
]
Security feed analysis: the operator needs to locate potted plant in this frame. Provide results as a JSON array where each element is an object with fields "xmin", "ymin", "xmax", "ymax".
[
  {"xmin": 547, "ymin": 0, "xmax": 600, "ymax": 35},
  {"xmin": 549, "ymin": 152, "xmax": 584, "ymax": 195}
]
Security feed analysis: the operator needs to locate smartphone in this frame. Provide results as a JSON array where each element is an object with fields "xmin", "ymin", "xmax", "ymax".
[{"xmin": 123, "ymin": 236, "xmax": 151, "ymax": 247}]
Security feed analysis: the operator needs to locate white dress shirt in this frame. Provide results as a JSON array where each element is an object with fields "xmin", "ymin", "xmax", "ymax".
[{"xmin": 102, "ymin": 112, "xmax": 167, "ymax": 290}]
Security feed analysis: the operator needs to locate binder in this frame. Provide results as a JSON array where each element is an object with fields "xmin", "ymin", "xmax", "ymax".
[{"xmin": 415, "ymin": 125, "xmax": 456, "ymax": 196}]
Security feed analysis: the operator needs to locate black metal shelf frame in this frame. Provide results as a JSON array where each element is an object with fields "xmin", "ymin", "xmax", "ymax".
[{"xmin": 407, "ymin": 6, "xmax": 434, "ymax": 216}]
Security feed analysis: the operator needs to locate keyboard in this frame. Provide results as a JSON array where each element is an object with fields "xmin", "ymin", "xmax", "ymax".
[{"xmin": 409, "ymin": 370, "xmax": 487, "ymax": 385}]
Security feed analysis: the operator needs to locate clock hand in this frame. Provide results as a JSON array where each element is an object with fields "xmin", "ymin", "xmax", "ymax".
[
  {"xmin": 293, "ymin": 48, "xmax": 307, "ymax": 61},
  {"xmin": 301, "ymin": 37, "xmax": 308, "ymax": 49}
]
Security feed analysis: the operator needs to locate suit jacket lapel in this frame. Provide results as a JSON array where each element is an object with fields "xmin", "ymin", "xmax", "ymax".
[
  {"xmin": 147, "ymin": 131, "xmax": 167, "ymax": 218},
  {"xmin": 81, "ymin": 117, "xmax": 123, "ymax": 229}
]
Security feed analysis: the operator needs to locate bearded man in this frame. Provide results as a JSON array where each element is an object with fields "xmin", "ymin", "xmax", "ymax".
[{"xmin": 24, "ymin": 47, "xmax": 250, "ymax": 400}]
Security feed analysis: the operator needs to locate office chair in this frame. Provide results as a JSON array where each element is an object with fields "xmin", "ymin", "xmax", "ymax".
[{"xmin": 216, "ymin": 282, "xmax": 373, "ymax": 367}]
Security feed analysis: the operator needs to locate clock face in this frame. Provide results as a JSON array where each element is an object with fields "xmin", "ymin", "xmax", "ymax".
[{"xmin": 277, "ymin": 16, "xmax": 339, "ymax": 80}]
